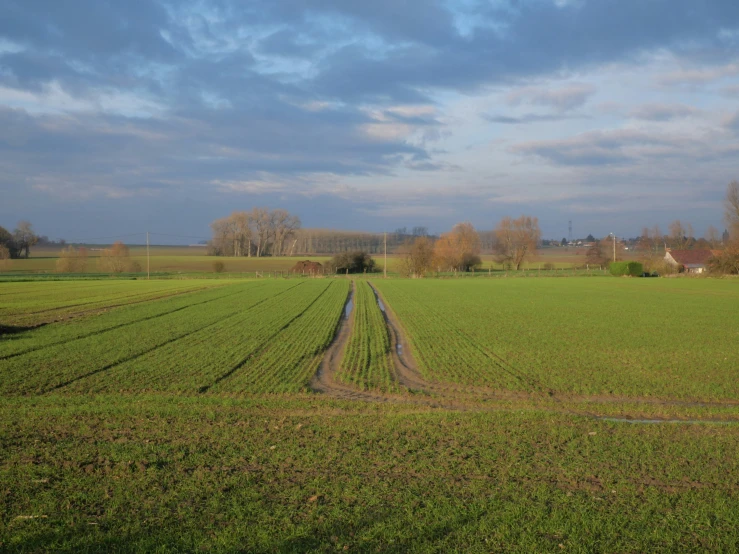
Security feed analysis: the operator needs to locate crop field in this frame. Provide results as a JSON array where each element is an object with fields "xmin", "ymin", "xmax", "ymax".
[
  {"xmin": 375, "ymin": 278, "xmax": 739, "ymax": 401},
  {"xmin": 0, "ymin": 280, "xmax": 225, "ymax": 327},
  {"xmin": 0, "ymin": 280, "xmax": 348, "ymax": 396},
  {"xmin": 2, "ymin": 276, "xmax": 739, "ymax": 552},
  {"xmin": 338, "ymin": 281, "xmax": 397, "ymax": 392}
]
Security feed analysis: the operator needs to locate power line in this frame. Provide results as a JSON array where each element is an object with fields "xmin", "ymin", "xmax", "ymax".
[
  {"xmin": 65, "ymin": 232, "xmax": 147, "ymax": 242},
  {"xmin": 148, "ymin": 232, "xmax": 210, "ymax": 240}
]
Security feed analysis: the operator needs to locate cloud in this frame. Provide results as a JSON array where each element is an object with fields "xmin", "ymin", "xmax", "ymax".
[
  {"xmin": 725, "ymin": 112, "xmax": 739, "ymax": 132},
  {"xmin": 2, "ymin": 0, "xmax": 739, "ymax": 237},
  {"xmin": 506, "ymin": 84, "xmax": 597, "ymax": 112},
  {"xmin": 658, "ymin": 63, "xmax": 739, "ymax": 86},
  {"xmin": 481, "ymin": 112, "xmax": 586, "ymax": 124},
  {"xmin": 629, "ymin": 103, "xmax": 699, "ymax": 121},
  {"xmin": 509, "ymin": 129, "xmax": 688, "ymax": 167}
]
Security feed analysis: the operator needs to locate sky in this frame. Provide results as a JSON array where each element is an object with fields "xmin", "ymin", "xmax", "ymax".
[{"xmin": 1, "ymin": 0, "xmax": 738, "ymax": 243}]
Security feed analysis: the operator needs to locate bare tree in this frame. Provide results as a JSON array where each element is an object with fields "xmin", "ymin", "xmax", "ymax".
[
  {"xmin": 208, "ymin": 216, "xmax": 232, "ymax": 256},
  {"xmin": 586, "ymin": 240, "xmax": 609, "ymax": 267},
  {"xmin": 56, "ymin": 246, "xmax": 88, "ymax": 273},
  {"xmin": 725, "ymin": 180, "xmax": 739, "ymax": 242},
  {"xmin": 399, "ymin": 236, "xmax": 435, "ymax": 277},
  {"xmin": 494, "ymin": 216, "xmax": 541, "ymax": 270},
  {"xmin": 705, "ymin": 225, "xmax": 721, "ymax": 248},
  {"xmin": 232, "ymin": 211, "xmax": 252, "ymax": 257},
  {"xmin": 650, "ymin": 224, "xmax": 663, "ymax": 252},
  {"xmin": 433, "ymin": 222, "xmax": 481, "ymax": 272},
  {"xmin": 272, "ymin": 209, "xmax": 301, "ymax": 256},
  {"xmin": 13, "ymin": 221, "xmax": 38, "ymax": 258},
  {"xmin": 251, "ymin": 208, "xmax": 274, "ymax": 257},
  {"xmin": 98, "ymin": 242, "xmax": 138, "ymax": 273},
  {"xmin": 669, "ymin": 220, "xmax": 694, "ymax": 249}
]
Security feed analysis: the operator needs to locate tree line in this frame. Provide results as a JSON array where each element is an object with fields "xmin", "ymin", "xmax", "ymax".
[
  {"xmin": 208, "ymin": 208, "xmax": 301, "ymax": 257},
  {"xmin": 398, "ymin": 216, "xmax": 541, "ymax": 277}
]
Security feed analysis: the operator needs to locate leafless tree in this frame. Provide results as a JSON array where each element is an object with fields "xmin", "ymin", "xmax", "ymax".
[
  {"xmin": 725, "ymin": 180, "xmax": 739, "ymax": 242},
  {"xmin": 586, "ymin": 240, "xmax": 609, "ymax": 267},
  {"xmin": 272, "ymin": 209, "xmax": 301, "ymax": 256},
  {"xmin": 13, "ymin": 221, "xmax": 38, "ymax": 258},
  {"xmin": 705, "ymin": 225, "xmax": 721, "ymax": 248},
  {"xmin": 251, "ymin": 207, "xmax": 274, "ymax": 257},
  {"xmin": 56, "ymin": 246, "xmax": 89, "ymax": 273},
  {"xmin": 399, "ymin": 236, "xmax": 435, "ymax": 277},
  {"xmin": 668, "ymin": 220, "xmax": 693, "ymax": 249},
  {"xmin": 232, "ymin": 211, "xmax": 252, "ymax": 257},
  {"xmin": 494, "ymin": 216, "xmax": 541, "ymax": 270},
  {"xmin": 98, "ymin": 242, "xmax": 137, "ymax": 273},
  {"xmin": 209, "ymin": 216, "xmax": 232, "ymax": 256}
]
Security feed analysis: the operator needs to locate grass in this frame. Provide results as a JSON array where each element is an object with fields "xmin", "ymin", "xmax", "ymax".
[
  {"xmin": 2, "ymin": 276, "xmax": 739, "ymax": 552},
  {"xmin": 1, "ymin": 395, "xmax": 738, "ymax": 552},
  {"xmin": 374, "ymin": 278, "xmax": 739, "ymax": 401}
]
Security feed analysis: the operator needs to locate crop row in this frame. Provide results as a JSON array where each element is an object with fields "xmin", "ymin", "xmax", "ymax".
[
  {"xmin": 66, "ymin": 280, "xmax": 344, "ymax": 394},
  {"xmin": 338, "ymin": 281, "xmax": 397, "ymax": 393},
  {"xmin": 0, "ymin": 282, "xmax": 257, "ymax": 360},
  {"xmin": 0, "ymin": 281, "xmax": 306, "ymax": 395},
  {"xmin": 0, "ymin": 280, "xmax": 219, "ymax": 326},
  {"xmin": 374, "ymin": 279, "xmax": 739, "ymax": 401},
  {"xmin": 212, "ymin": 279, "xmax": 350, "ymax": 393}
]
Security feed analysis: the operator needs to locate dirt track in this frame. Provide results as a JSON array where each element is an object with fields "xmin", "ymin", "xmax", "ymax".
[{"xmin": 310, "ymin": 280, "xmax": 739, "ymax": 423}]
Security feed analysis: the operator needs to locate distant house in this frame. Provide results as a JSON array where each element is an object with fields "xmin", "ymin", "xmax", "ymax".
[{"xmin": 664, "ymin": 249, "xmax": 714, "ymax": 274}]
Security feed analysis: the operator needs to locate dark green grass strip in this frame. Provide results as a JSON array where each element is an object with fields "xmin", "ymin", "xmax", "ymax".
[{"xmin": 2, "ymin": 395, "xmax": 738, "ymax": 552}]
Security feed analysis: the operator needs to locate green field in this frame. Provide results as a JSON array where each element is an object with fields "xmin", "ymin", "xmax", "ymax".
[
  {"xmin": 374, "ymin": 279, "xmax": 739, "ymax": 401},
  {"xmin": 2, "ymin": 276, "xmax": 738, "ymax": 552}
]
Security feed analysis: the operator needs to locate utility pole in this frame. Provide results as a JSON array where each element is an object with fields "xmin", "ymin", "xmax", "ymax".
[
  {"xmin": 611, "ymin": 233, "xmax": 616, "ymax": 263},
  {"xmin": 384, "ymin": 232, "xmax": 387, "ymax": 278},
  {"xmin": 147, "ymin": 231, "xmax": 150, "ymax": 280}
]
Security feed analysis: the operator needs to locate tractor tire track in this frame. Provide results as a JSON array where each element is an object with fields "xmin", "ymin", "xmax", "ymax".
[{"xmin": 311, "ymin": 282, "xmax": 461, "ymax": 408}]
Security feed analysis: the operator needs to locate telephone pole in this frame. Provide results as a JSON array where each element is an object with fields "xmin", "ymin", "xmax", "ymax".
[
  {"xmin": 147, "ymin": 231, "xmax": 150, "ymax": 280},
  {"xmin": 610, "ymin": 233, "xmax": 616, "ymax": 263},
  {"xmin": 384, "ymin": 232, "xmax": 387, "ymax": 278}
]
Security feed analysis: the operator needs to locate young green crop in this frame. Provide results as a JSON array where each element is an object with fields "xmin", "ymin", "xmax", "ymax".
[
  {"xmin": 375, "ymin": 278, "xmax": 739, "ymax": 401},
  {"xmin": 338, "ymin": 281, "xmax": 397, "ymax": 392},
  {"xmin": 0, "ymin": 280, "xmax": 222, "ymax": 326},
  {"xmin": 0, "ymin": 281, "xmax": 303, "ymax": 395}
]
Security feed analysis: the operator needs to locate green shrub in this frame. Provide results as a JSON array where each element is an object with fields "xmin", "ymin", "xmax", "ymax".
[
  {"xmin": 213, "ymin": 261, "xmax": 226, "ymax": 273},
  {"xmin": 609, "ymin": 261, "xmax": 643, "ymax": 276}
]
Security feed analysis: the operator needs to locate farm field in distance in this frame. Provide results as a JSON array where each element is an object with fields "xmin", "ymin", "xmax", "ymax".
[
  {"xmin": 1, "ymin": 245, "xmax": 591, "ymax": 277},
  {"xmin": 2, "ymin": 276, "xmax": 738, "ymax": 552}
]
